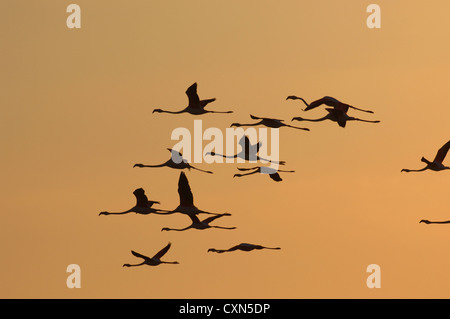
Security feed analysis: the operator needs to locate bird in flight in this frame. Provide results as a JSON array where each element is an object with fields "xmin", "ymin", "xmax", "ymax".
[
  {"xmin": 206, "ymin": 135, "xmax": 285, "ymax": 165},
  {"xmin": 134, "ymin": 148, "xmax": 213, "ymax": 174},
  {"xmin": 233, "ymin": 166, "xmax": 294, "ymax": 182},
  {"xmin": 161, "ymin": 213, "xmax": 235, "ymax": 232},
  {"xmin": 208, "ymin": 243, "xmax": 281, "ymax": 253},
  {"xmin": 286, "ymin": 95, "xmax": 374, "ymax": 113},
  {"xmin": 291, "ymin": 107, "xmax": 380, "ymax": 128},
  {"xmin": 123, "ymin": 243, "xmax": 179, "ymax": 267},
  {"xmin": 419, "ymin": 219, "xmax": 450, "ymax": 224},
  {"xmin": 401, "ymin": 140, "xmax": 450, "ymax": 173},
  {"xmin": 231, "ymin": 115, "xmax": 309, "ymax": 131},
  {"xmin": 152, "ymin": 82, "xmax": 233, "ymax": 115},
  {"xmin": 163, "ymin": 172, "xmax": 227, "ymax": 216},
  {"xmin": 99, "ymin": 188, "xmax": 170, "ymax": 216}
]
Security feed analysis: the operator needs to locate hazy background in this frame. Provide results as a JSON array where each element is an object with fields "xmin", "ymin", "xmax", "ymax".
[{"xmin": 1, "ymin": 0, "xmax": 449, "ymax": 298}]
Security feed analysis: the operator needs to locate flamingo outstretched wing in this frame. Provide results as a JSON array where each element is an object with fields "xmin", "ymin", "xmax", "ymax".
[
  {"xmin": 134, "ymin": 188, "xmax": 150, "ymax": 208},
  {"xmin": 178, "ymin": 172, "xmax": 194, "ymax": 206},
  {"xmin": 186, "ymin": 83, "xmax": 201, "ymax": 109},
  {"xmin": 131, "ymin": 250, "xmax": 150, "ymax": 261},
  {"xmin": 269, "ymin": 172, "xmax": 282, "ymax": 182},
  {"xmin": 152, "ymin": 242, "xmax": 172, "ymax": 260},
  {"xmin": 433, "ymin": 140, "xmax": 450, "ymax": 164},
  {"xmin": 168, "ymin": 148, "xmax": 185, "ymax": 163}
]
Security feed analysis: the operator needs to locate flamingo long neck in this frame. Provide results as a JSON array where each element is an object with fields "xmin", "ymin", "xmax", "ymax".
[
  {"xmin": 140, "ymin": 163, "xmax": 167, "ymax": 168},
  {"xmin": 295, "ymin": 116, "xmax": 328, "ymax": 122},
  {"xmin": 160, "ymin": 109, "xmax": 186, "ymax": 114},
  {"xmin": 208, "ymin": 110, "xmax": 233, "ymax": 114},
  {"xmin": 152, "ymin": 209, "xmax": 175, "ymax": 215},
  {"xmin": 403, "ymin": 167, "xmax": 428, "ymax": 173},
  {"xmin": 124, "ymin": 262, "xmax": 145, "ymax": 267},
  {"xmin": 101, "ymin": 208, "xmax": 134, "ymax": 215},
  {"xmin": 235, "ymin": 122, "xmax": 262, "ymax": 127},
  {"xmin": 297, "ymin": 97, "xmax": 310, "ymax": 107},
  {"xmin": 164, "ymin": 226, "xmax": 192, "ymax": 232}
]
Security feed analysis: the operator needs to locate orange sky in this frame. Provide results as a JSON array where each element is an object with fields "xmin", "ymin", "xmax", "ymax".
[{"xmin": 1, "ymin": 0, "xmax": 450, "ymax": 298}]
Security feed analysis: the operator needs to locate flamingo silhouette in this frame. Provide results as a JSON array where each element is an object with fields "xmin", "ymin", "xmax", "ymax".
[
  {"xmin": 206, "ymin": 135, "xmax": 285, "ymax": 164},
  {"xmin": 161, "ymin": 213, "xmax": 235, "ymax": 232},
  {"xmin": 152, "ymin": 82, "xmax": 233, "ymax": 115},
  {"xmin": 123, "ymin": 243, "xmax": 179, "ymax": 267},
  {"xmin": 401, "ymin": 140, "xmax": 450, "ymax": 173},
  {"xmin": 419, "ymin": 220, "xmax": 450, "ymax": 224},
  {"xmin": 134, "ymin": 148, "xmax": 213, "ymax": 174},
  {"xmin": 231, "ymin": 115, "xmax": 309, "ymax": 131},
  {"xmin": 208, "ymin": 243, "xmax": 281, "ymax": 253},
  {"xmin": 99, "ymin": 188, "xmax": 170, "ymax": 216},
  {"xmin": 163, "ymin": 172, "xmax": 227, "ymax": 216},
  {"xmin": 286, "ymin": 95, "xmax": 374, "ymax": 113},
  {"xmin": 233, "ymin": 166, "xmax": 294, "ymax": 182},
  {"xmin": 291, "ymin": 107, "xmax": 380, "ymax": 128}
]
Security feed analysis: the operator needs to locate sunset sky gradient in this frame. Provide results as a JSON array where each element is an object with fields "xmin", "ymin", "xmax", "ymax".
[{"xmin": 1, "ymin": 1, "xmax": 450, "ymax": 298}]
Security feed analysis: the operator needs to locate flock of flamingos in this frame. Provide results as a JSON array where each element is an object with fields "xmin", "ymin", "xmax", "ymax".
[{"xmin": 99, "ymin": 82, "xmax": 450, "ymax": 267}]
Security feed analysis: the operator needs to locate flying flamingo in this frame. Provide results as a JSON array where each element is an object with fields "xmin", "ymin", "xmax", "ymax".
[
  {"xmin": 231, "ymin": 115, "xmax": 310, "ymax": 131},
  {"xmin": 99, "ymin": 188, "xmax": 170, "ymax": 216},
  {"xmin": 208, "ymin": 243, "xmax": 281, "ymax": 253},
  {"xmin": 291, "ymin": 107, "xmax": 380, "ymax": 128},
  {"xmin": 133, "ymin": 148, "xmax": 213, "ymax": 174},
  {"xmin": 286, "ymin": 95, "xmax": 374, "ymax": 113},
  {"xmin": 401, "ymin": 140, "xmax": 450, "ymax": 173},
  {"xmin": 152, "ymin": 82, "xmax": 233, "ymax": 115},
  {"xmin": 162, "ymin": 172, "xmax": 227, "ymax": 217},
  {"xmin": 233, "ymin": 166, "xmax": 295, "ymax": 182},
  {"xmin": 419, "ymin": 219, "xmax": 450, "ymax": 224},
  {"xmin": 123, "ymin": 243, "xmax": 179, "ymax": 267},
  {"xmin": 161, "ymin": 213, "xmax": 235, "ymax": 232},
  {"xmin": 206, "ymin": 135, "xmax": 285, "ymax": 165}
]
